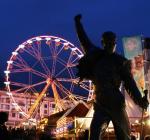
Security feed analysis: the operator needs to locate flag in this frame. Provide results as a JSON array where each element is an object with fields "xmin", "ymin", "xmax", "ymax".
[{"xmin": 122, "ymin": 36, "xmax": 145, "ymax": 94}]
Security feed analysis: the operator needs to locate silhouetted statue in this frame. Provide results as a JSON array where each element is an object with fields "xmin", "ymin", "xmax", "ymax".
[{"xmin": 74, "ymin": 14, "xmax": 149, "ymax": 140}]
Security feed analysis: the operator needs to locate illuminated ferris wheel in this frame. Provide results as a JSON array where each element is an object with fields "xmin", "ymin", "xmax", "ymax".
[{"xmin": 4, "ymin": 35, "xmax": 93, "ymax": 120}]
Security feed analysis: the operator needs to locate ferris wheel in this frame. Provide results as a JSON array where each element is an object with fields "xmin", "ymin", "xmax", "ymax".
[{"xmin": 4, "ymin": 35, "xmax": 93, "ymax": 120}]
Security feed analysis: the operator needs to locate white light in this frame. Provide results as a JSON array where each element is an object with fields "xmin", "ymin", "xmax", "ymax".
[
  {"xmin": 4, "ymin": 81, "xmax": 10, "ymax": 85},
  {"xmin": 19, "ymin": 111, "xmax": 24, "ymax": 114},
  {"xmin": 22, "ymin": 122, "xmax": 29, "ymax": 125},
  {"xmin": 4, "ymin": 70, "xmax": 10, "ymax": 74},
  {"xmin": 71, "ymin": 47, "xmax": 76, "ymax": 51},
  {"xmin": 64, "ymin": 42, "xmax": 69, "ymax": 46},
  {"xmin": 135, "ymin": 120, "xmax": 139, "ymax": 123},
  {"xmin": 12, "ymin": 51, "xmax": 18, "ymax": 56},
  {"xmin": 19, "ymin": 44, "xmax": 25, "ymax": 49},
  {"xmin": 22, "ymin": 122, "xmax": 26, "ymax": 125},
  {"xmin": 78, "ymin": 54, "xmax": 84, "ymax": 58},
  {"xmin": 27, "ymin": 40, "xmax": 33, "ymax": 44},
  {"xmin": 46, "ymin": 37, "xmax": 51, "ymax": 41},
  {"xmin": 15, "ymin": 106, "xmax": 20, "ymax": 111},
  {"xmin": 29, "ymin": 118, "xmax": 36, "ymax": 123},
  {"xmin": 12, "ymin": 103, "xmax": 18, "ymax": 106},
  {"xmin": 55, "ymin": 39, "xmax": 60, "ymax": 42},
  {"xmin": 89, "ymin": 80, "xmax": 92, "ymax": 83},
  {"xmin": 6, "ymin": 92, "xmax": 12, "ymax": 96},
  {"xmin": 7, "ymin": 60, "xmax": 13, "ymax": 64},
  {"xmin": 90, "ymin": 89, "xmax": 94, "ymax": 92},
  {"xmin": 36, "ymin": 37, "xmax": 42, "ymax": 41}
]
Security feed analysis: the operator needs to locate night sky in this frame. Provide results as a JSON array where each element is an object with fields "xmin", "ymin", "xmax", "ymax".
[{"xmin": 0, "ymin": 0, "xmax": 150, "ymax": 83}]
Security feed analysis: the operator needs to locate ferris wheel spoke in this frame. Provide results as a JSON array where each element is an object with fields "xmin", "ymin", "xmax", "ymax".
[
  {"xmin": 56, "ymin": 43, "xmax": 66, "ymax": 56},
  {"xmin": 23, "ymin": 88, "xmax": 31, "ymax": 95},
  {"xmin": 48, "ymin": 42, "xmax": 58, "ymax": 77},
  {"xmin": 48, "ymin": 43, "xmax": 55, "ymax": 58},
  {"xmin": 10, "ymin": 68, "xmax": 30, "ymax": 73},
  {"xmin": 31, "ymin": 60, "xmax": 39, "ymax": 68},
  {"xmin": 51, "ymin": 42, "xmax": 57, "ymax": 57},
  {"xmin": 28, "ymin": 42, "xmax": 41, "ymax": 59},
  {"xmin": 30, "ymin": 68, "xmax": 48, "ymax": 79},
  {"xmin": 13, "ymin": 87, "xmax": 28, "ymax": 93},
  {"xmin": 66, "ymin": 67, "xmax": 74, "ymax": 79},
  {"xmin": 10, "ymin": 67, "xmax": 47, "ymax": 79},
  {"xmin": 42, "ymin": 56, "xmax": 53, "ymax": 60},
  {"xmin": 68, "ymin": 63, "xmax": 78, "ymax": 67},
  {"xmin": 70, "ymin": 55, "xmax": 80, "ymax": 65},
  {"xmin": 57, "ymin": 77, "xmax": 90, "ymax": 91},
  {"xmin": 54, "ymin": 81, "xmax": 70, "ymax": 96},
  {"xmin": 39, "ymin": 58, "xmax": 51, "ymax": 76},
  {"xmin": 54, "ymin": 80, "xmax": 77, "ymax": 101},
  {"xmin": 54, "ymin": 40, "xmax": 60, "ymax": 55},
  {"xmin": 12, "ymin": 80, "xmax": 47, "ymax": 93},
  {"xmin": 15, "ymin": 54, "xmax": 30, "ymax": 67},
  {"xmin": 55, "ymin": 66, "xmax": 68, "ymax": 77},
  {"xmin": 57, "ymin": 56, "xmax": 77, "ymax": 75},
  {"xmin": 66, "ymin": 52, "xmax": 73, "ymax": 67},
  {"xmin": 55, "ymin": 78, "xmax": 75, "ymax": 93},
  {"xmin": 73, "ymin": 94, "xmax": 88, "ymax": 101},
  {"xmin": 37, "ymin": 41, "xmax": 42, "ymax": 59},
  {"xmin": 56, "ymin": 78, "xmax": 79, "ymax": 82},
  {"xmin": 68, "ymin": 67, "xmax": 75, "ymax": 77},
  {"xmin": 33, "ymin": 45, "xmax": 42, "ymax": 59},
  {"xmin": 78, "ymin": 82, "xmax": 91, "ymax": 91},
  {"xmin": 51, "ymin": 55, "xmax": 57, "ymax": 77},
  {"xmin": 56, "ymin": 57, "xmax": 75, "ymax": 77},
  {"xmin": 11, "ymin": 61, "xmax": 28, "ymax": 69},
  {"xmin": 23, "ymin": 47, "xmax": 39, "ymax": 60},
  {"xmin": 29, "ymin": 71, "xmax": 32, "ymax": 85},
  {"xmin": 70, "ymin": 82, "xmax": 75, "ymax": 92},
  {"xmin": 57, "ymin": 57, "xmax": 67, "ymax": 67},
  {"xmin": 30, "ymin": 87, "xmax": 39, "ymax": 94},
  {"xmin": 11, "ymin": 82, "xmax": 29, "ymax": 87}
]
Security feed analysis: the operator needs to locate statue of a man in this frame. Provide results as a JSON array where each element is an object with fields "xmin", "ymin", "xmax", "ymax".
[{"xmin": 74, "ymin": 14, "xmax": 149, "ymax": 140}]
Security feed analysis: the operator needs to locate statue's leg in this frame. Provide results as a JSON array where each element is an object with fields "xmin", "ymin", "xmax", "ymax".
[
  {"xmin": 112, "ymin": 109, "xmax": 131, "ymax": 140},
  {"xmin": 90, "ymin": 107, "xmax": 110, "ymax": 140}
]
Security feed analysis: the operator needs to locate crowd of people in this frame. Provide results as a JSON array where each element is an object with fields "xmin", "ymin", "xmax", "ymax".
[
  {"xmin": 0, "ymin": 112, "xmax": 89, "ymax": 140},
  {"xmin": 0, "ymin": 112, "xmax": 54, "ymax": 140}
]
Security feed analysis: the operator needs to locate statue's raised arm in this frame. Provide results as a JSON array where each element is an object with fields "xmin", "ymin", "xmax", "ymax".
[{"xmin": 74, "ymin": 14, "xmax": 95, "ymax": 54}]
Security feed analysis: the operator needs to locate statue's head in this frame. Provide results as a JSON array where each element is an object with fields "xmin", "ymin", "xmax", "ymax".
[{"xmin": 101, "ymin": 31, "xmax": 116, "ymax": 54}]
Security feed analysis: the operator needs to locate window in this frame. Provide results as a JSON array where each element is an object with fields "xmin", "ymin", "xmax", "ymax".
[
  {"xmin": 44, "ymin": 110, "xmax": 47, "ymax": 114},
  {"xmin": 51, "ymin": 104, "xmax": 55, "ymax": 108},
  {"xmin": 19, "ymin": 114, "xmax": 23, "ymax": 119},
  {"xmin": 5, "ymin": 105, "xmax": 10, "ymax": 110},
  {"xmin": 1, "ymin": 98, "xmax": 5, "ymax": 103},
  {"xmin": 44, "ymin": 104, "xmax": 47, "ymax": 108},
  {"xmin": 6, "ymin": 98, "xmax": 10, "ymax": 103},
  {"xmin": 12, "ymin": 113, "xmax": 16, "ymax": 118},
  {"xmin": 0, "ymin": 104, "xmax": 4, "ymax": 109}
]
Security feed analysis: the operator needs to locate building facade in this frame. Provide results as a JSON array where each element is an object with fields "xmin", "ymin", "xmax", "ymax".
[{"xmin": 0, "ymin": 90, "xmax": 55, "ymax": 127}]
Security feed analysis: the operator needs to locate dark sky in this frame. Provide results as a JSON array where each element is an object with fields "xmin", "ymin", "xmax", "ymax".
[{"xmin": 0, "ymin": 0, "xmax": 150, "ymax": 76}]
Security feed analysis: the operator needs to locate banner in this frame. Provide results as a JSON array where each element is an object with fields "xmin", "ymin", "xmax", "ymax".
[{"xmin": 122, "ymin": 36, "xmax": 145, "ymax": 94}]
